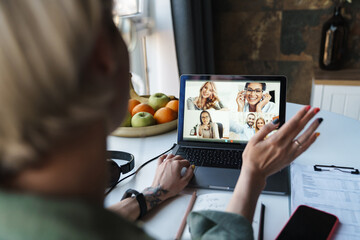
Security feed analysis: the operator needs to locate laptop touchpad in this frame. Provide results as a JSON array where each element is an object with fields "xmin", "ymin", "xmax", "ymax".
[{"xmin": 191, "ymin": 167, "xmax": 240, "ymax": 190}]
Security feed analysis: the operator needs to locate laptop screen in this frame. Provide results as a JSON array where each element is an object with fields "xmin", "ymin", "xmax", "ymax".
[{"xmin": 178, "ymin": 75, "xmax": 286, "ymax": 148}]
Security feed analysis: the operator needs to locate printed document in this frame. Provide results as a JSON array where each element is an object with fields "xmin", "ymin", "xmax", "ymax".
[{"xmin": 291, "ymin": 163, "xmax": 360, "ymax": 240}]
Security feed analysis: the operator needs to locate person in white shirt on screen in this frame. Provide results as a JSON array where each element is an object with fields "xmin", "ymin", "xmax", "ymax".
[
  {"xmin": 230, "ymin": 113, "xmax": 256, "ymax": 141},
  {"xmin": 236, "ymin": 82, "xmax": 276, "ymax": 113}
]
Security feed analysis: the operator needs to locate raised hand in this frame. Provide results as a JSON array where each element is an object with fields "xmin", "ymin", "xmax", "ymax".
[
  {"xmin": 256, "ymin": 93, "xmax": 272, "ymax": 112},
  {"xmin": 226, "ymin": 106, "xmax": 322, "ymax": 222},
  {"xmin": 243, "ymin": 105, "xmax": 321, "ymax": 177},
  {"xmin": 236, "ymin": 90, "xmax": 246, "ymax": 112}
]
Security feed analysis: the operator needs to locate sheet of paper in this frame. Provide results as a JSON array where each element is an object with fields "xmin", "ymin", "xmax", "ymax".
[
  {"xmin": 142, "ymin": 194, "xmax": 192, "ymax": 239},
  {"xmin": 182, "ymin": 192, "xmax": 262, "ymax": 240},
  {"xmin": 291, "ymin": 163, "xmax": 360, "ymax": 240}
]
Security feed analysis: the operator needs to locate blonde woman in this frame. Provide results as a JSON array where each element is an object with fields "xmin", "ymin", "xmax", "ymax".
[
  {"xmin": 187, "ymin": 81, "xmax": 225, "ymax": 110},
  {"xmin": 255, "ymin": 117, "xmax": 266, "ymax": 133},
  {"xmin": 0, "ymin": 1, "xmax": 194, "ymax": 238},
  {"xmin": 0, "ymin": 1, "xmax": 322, "ymax": 239}
]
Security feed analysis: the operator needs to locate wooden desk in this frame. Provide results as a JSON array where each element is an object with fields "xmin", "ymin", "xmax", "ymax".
[{"xmin": 105, "ymin": 103, "xmax": 360, "ymax": 239}]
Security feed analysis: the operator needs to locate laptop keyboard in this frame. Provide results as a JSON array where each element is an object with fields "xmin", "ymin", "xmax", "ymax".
[{"xmin": 176, "ymin": 147, "xmax": 242, "ymax": 169}]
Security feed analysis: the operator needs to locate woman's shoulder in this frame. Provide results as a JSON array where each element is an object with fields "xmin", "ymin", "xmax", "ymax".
[
  {"xmin": 187, "ymin": 97, "xmax": 198, "ymax": 110},
  {"xmin": 187, "ymin": 97, "xmax": 199, "ymax": 104},
  {"xmin": 262, "ymin": 101, "xmax": 276, "ymax": 112},
  {"xmin": 213, "ymin": 100, "xmax": 225, "ymax": 110},
  {"xmin": 0, "ymin": 191, "xmax": 151, "ymax": 240},
  {"xmin": 210, "ymin": 122, "xmax": 218, "ymax": 127},
  {"xmin": 188, "ymin": 210, "xmax": 253, "ymax": 239}
]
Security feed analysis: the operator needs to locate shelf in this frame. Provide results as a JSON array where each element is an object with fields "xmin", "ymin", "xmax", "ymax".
[{"xmin": 313, "ymin": 68, "xmax": 360, "ymax": 86}]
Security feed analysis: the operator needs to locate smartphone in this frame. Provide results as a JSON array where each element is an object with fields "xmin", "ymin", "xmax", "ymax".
[{"xmin": 276, "ymin": 205, "xmax": 339, "ymax": 240}]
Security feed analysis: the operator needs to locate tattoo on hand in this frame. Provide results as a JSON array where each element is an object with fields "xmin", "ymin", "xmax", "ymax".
[{"xmin": 142, "ymin": 185, "xmax": 169, "ymax": 209}]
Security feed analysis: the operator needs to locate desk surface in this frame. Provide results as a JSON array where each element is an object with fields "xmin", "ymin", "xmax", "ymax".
[{"xmin": 105, "ymin": 103, "xmax": 360, "ymax": 240}]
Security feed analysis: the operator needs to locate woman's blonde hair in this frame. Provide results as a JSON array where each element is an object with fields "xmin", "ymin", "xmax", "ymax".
[
  {"xmin": 195, "ymin": 82, "xmax": 220, "ymax": 110},
  {"xmin": 0, "ymin": 0, "xmax": 114, "ymax": 176},
  {"xmin": 255, "ymin": 117, "xmax": 265, "ymax": 132}
]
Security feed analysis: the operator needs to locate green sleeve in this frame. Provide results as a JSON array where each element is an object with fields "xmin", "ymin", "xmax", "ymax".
[{"xmin": 187, "ymin": 210, "xmax": 254, "ymax": 240}]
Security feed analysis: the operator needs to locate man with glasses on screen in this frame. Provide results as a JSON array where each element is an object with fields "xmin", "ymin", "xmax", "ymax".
[{"xmin": 236, "ymin": 82, "xmax": 275, "ymax": 113}]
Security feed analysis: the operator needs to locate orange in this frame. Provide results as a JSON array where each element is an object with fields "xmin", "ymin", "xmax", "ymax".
[
  {"xmin": 128, "ymin": 99, "xmax": 141, "ymax": 114},
  {"xmin": 132, "ymin": 103, "xmax": 155, "ymax": 116},
  {"xmin": 165, "ymin": 100, "xmax": 179, "ymax": 113},
  {"xmin": 154, "ymin": 107, "xmax": 178, "ymax": 124}
]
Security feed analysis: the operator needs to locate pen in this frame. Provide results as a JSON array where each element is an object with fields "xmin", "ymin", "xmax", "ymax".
[
  {"xmin": 175, "ymin": 191, "xmax": 197, "ymax": 240},
  {"xmin": 258, "ymin": 203, "xmax": 265, "ymax": 240}
]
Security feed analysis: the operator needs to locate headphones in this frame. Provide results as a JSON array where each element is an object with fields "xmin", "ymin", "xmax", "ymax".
[{"xmin": 106, "ymin": 151, "xmax": 135, "ymax": 188}]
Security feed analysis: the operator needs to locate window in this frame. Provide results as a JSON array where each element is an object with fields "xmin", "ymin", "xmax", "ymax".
[{"xmin": 113, "ymin": 0, "xmax": 179, "ymax": 96}]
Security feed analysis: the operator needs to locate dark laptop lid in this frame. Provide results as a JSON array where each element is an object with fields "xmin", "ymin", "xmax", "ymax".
[{"xmin": 177, "ymin": 75, "xmax": 287, "ymax": 150}]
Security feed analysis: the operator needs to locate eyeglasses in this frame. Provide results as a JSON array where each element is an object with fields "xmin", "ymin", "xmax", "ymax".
[{"xmin": 246, "ymin": 88, "xmax": 263, "ymax": 94}]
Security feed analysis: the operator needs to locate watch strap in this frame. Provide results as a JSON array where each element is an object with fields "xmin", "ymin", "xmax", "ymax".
[{"xmin": 121, "ymin": 189, "xmax": 147, "ymax": 219}]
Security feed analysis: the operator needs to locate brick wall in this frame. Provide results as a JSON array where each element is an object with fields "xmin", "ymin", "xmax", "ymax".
[{"xmin": 212, "ymin": 0, "xmax": 360, "ymax": 104}]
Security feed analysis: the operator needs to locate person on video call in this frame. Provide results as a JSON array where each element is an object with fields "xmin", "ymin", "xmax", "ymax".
[
  {"xmin": 230, "ymin": 113, "xmax": 256, "ymax": 141},
  {"xmin": 236, "ymin": 82, "xmax": 275, "ymax": 113},
  {"xmin": 197, "ymin": 110, "xmax": 220, "ymax": 139},
  {"xmin": 187, "ymin": 81, "xmax": 225, "ymax": 110},
  {"xmin": 0, "ymin": 1, "xmax": 323, "ymax": 239},
  {"xmin": 255, "ymin": 117, "xmax": 266, "ymax": 133}
]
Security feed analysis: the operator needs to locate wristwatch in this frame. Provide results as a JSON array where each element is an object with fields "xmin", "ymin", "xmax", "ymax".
[{"xmin": 121, "ymin": 189, "xmax": 147, "ymax": 219}]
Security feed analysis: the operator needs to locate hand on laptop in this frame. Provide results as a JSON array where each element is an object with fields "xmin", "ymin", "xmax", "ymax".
[
  {"xmin": 142, "ymin": 154, "xmax": 194, "ymax": 207},
  {"xmin": 226, "ymin": 106, "xmax": 322, "ymax": 222},
  {"xmin": 109, "ymin": 154, "xmax": 193, "ymax": 221}
]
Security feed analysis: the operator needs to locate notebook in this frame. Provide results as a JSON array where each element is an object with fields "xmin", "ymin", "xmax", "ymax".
[{"xmin": 172, "ymin": 74, "xmax": 290, "ymax": 195}]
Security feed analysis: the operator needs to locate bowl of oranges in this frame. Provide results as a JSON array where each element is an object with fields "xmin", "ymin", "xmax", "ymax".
[{"xmin": 112, "ymin": 86, "xmax": 179, "ymax": 137}]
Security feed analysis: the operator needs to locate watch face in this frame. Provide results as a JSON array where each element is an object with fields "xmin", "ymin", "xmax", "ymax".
[{"xmin": 107, "ymin": 159, "xmax": 121, "ymax": 188}]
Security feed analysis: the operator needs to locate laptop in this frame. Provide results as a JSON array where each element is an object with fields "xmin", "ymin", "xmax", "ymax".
[{"xmin": 172, "ymin": 74, "xmax": 289, "ymax": 195}]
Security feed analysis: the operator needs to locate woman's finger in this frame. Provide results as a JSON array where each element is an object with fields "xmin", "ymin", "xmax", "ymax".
[
  {"xmin": 181, "ymin": 165, "xmax": 195, "ymax": 182},
  {"xmin": 165, "ymin": 154, "xmax": 175, "ymax": 160},
  {"xmin": 176, "ymin": 159, "xmax": 191, "ymax": 168},
  {"xmin": 171, "ymin": 155, "xmax": 185, "ymax": 160},
  {"xmin": 293, "ymin": 132, "xmax": 319, "ymax": 159},
  {"xmin": 157, "ymin": 155, "xmax": 167, "ymax": 166},
  {"xmin": 277, "ymin": 105, "xmax": 310, "ymax": 134},
  {"xmin": 296, "ymin": 118, "xmax": 323, "ymax": 144},
  {"xmin": 251, "ymin": 119, "xmax": 279, "ymax": 143},
  {"xmin": 284, "ymin": 107, "xmax": 320, "ymax": 143},
  {"xmin": 273, "ymin": 106, "xmax": 317, "ymax": 143}
]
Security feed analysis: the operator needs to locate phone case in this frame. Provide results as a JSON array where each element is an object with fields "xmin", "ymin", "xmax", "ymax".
[{"xmin": 275, "ymin": 205, "xmax": 339, "ymax": 240}]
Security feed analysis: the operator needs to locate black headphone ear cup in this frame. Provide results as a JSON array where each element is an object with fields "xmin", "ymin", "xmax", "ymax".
[{"xmin": 107, "ymin": 160, "xmax": 121, "ymax": 188}]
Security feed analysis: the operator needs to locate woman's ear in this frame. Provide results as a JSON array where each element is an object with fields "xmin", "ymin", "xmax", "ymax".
[{"xmin": 88, "ymin": 31, "xmax": 116, "ymax": 76}]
